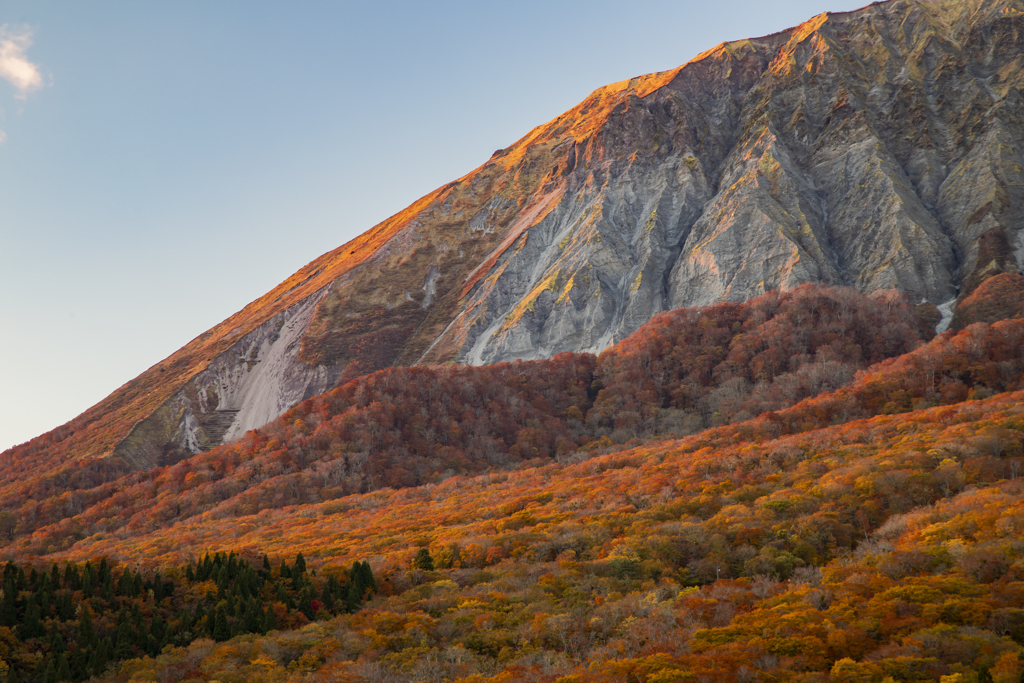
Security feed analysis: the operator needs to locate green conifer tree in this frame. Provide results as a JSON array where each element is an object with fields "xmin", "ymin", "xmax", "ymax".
[
  {"xmin": 69, "ymin": 648, "xmax": 87, "ymax": 683},
  {"xmin": 237, "ymin": 570, "xmax": 250, "ymax": 600},
  {"xmin": 363, "ymin": 561, "xmax": 377, "ymax": 591},
  {"xmin": 98, "ymin": 637, "xmax": 112, "ymax": 672},
  {"xmin": 130, "ymin": 603, "xmax": 146, "ymax": 648},
  {"xmin": 413, "ymin": 548, "xmax": 434, "ymax": 571},
  {"xmin": 78, "ymin": 605, "xmax": 96, "ymax": 648},
  {"xmin": 150, "ymin": 613, "xmax": 165, "ymax": 644},
  {"xmin": 196, "ymin": 554, "xmax": 208, "ymax": 581},
  {"xmin": 299, "ymin": 588, "xmax": 314, "ymax": 620},
  {"xmin": 55, "ymin": 653, "xmax": 70, "ymax": 683},
  {"xmin": 101, "ymin": 574, "xmax": 114, "ymax": 603},
  {"xmin": 58, "ymin": 591, "xmax": 73, "ymax": 621},
  {"xmin": 80, "ymin": 563, "xmax": 93, "ymax": 596},
  {"xmin": 263, "ymin": 603, "xmax": 277, "ymax": 632},
  {"xmin": 97, "ymin": 558, "xmax": 110, "ymax": 585},
  {"xmin": 62, "ymin": 563, "xmax": 78, "ymax": 591},
  {"xmin": 85, "ymin": 648, "xmax": 98, "ymax": 679},
  {"xmin": 152, "ymin": 570, "xmax": 164, "ymax": 601},
  {"xmin": 245, "ymin": 599, "xmax": 262, "ymax": 633},
  {"xmin": 39, "ymin": 589, "xmax": 51, "ymax": 619},
  {"xmin": 48, "ymin": 623, "xmax": 64, "ymax": 656},
  {"xmin": 193, "ymin": 604, "xmax": 204, "ymax": 630},
  {"xmin": 216, "ymin": 565, "xmax": 229, "ymax": 591},
  {"xmin": 212, "ymin": 605, "xmax": 230, "ymax": 642},
  {"xmin": 345, "ymin": 580, "xmax": 362, "ymax": 613},
  {"xmin": 114, "ymin": 617, "xmax": 135, "ymax": 660},
  {"xmin": 0, "ymin": 576, "xmax": 17, "ymax": 627},
  {"xmin": 22, "ymin": 602, "xmax": 44, "ymax": 639}
]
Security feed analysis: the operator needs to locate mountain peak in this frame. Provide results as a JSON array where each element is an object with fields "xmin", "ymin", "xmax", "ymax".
[{"xmin": 5, "ymin": 0, "xmax": 1024, "ymax": 481}]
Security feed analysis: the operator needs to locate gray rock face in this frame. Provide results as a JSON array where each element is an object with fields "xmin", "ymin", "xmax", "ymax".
[
  {"xmin": 114, "ymin": 290, "xmax": 343, "ymax": 466},
  {"xmin": 425, "ymin": 0, "xmax": 1024, "ymax": 365},
  {"xmin": 454, "ymin": 153, "xmax": 713, "ymax": 364}
]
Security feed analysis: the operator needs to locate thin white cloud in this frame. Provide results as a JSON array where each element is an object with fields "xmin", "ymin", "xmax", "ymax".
[
  {"xmin": 0, "ymin": 26, "xmax": 42, "ymax": 98},
  {"xmin": 0, "ymin": 130, "xmax": 6, "ymax": 145}
]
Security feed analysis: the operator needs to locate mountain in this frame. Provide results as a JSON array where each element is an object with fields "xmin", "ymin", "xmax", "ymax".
[
  {"xmin": 3, "ymin": 3, "xmax": 1024, "ymax": 678},
  {"xmin": 5, "ymin": 0, "xmax": 1024, "ymax": 503}
]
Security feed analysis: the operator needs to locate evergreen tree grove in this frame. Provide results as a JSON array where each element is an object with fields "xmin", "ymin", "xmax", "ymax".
[{"xmin": 0, "ymin": 553, "xmax": 377, "ymax": 682}]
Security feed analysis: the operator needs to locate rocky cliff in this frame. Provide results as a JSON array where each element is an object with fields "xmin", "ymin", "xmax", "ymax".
[{"xmin": 6, "ymin": 0, "xmax": 1024, "ymax": 470}]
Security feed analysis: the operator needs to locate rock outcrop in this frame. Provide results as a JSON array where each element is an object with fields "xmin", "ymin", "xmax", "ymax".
[{"xmin": 113, "ymin": 290, "xmax": 345, "ymax": 467}]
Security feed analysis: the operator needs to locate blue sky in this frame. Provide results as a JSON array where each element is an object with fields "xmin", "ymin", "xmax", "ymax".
[{"xmin": 0, "ymin": 0, "xmax": 874, "ymax": 451}]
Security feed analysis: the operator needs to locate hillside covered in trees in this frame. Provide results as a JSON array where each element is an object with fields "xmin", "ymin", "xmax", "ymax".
[
  {"xmin": 6, "ymin": 0, "xmax": 1024, "ymax": 677},
  {"xmin": 0, "ymin": 280, "xmax": 1022, "ymax": 681},
  {"xmin": 1, "ymin": 285, "xmax": 934, "ymax": 557},
  {"xmin": 3, "ymin": 336, "xmax": 1022, "ymax": 682}
]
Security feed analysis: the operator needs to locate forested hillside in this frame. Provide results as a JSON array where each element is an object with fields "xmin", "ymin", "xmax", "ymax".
[
  {"xmin": 0, "ymin": 282, "xmax": 1022, "ymax": 681},
  {"xmin": 3, "ymin": 344, "xmax": 1022, "ymax": 682},
  {"xmin": 4, "ymin": 0, "xmax": 1024, "ymax": 679},
  {"xmin": 1, "ymin": 285, "xmax": 931, "ymax": 557}
]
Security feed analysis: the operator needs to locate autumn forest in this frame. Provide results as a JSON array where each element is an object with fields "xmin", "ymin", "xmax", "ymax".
[{"xmin": 0, "ymin": 281, "xmax": 1022, "ymax": 682}]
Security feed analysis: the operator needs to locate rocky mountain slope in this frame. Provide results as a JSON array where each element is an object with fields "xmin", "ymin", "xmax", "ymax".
[{"xmin": 4, "ymin": 0, "xmax": 1023, "ymax": 471}]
